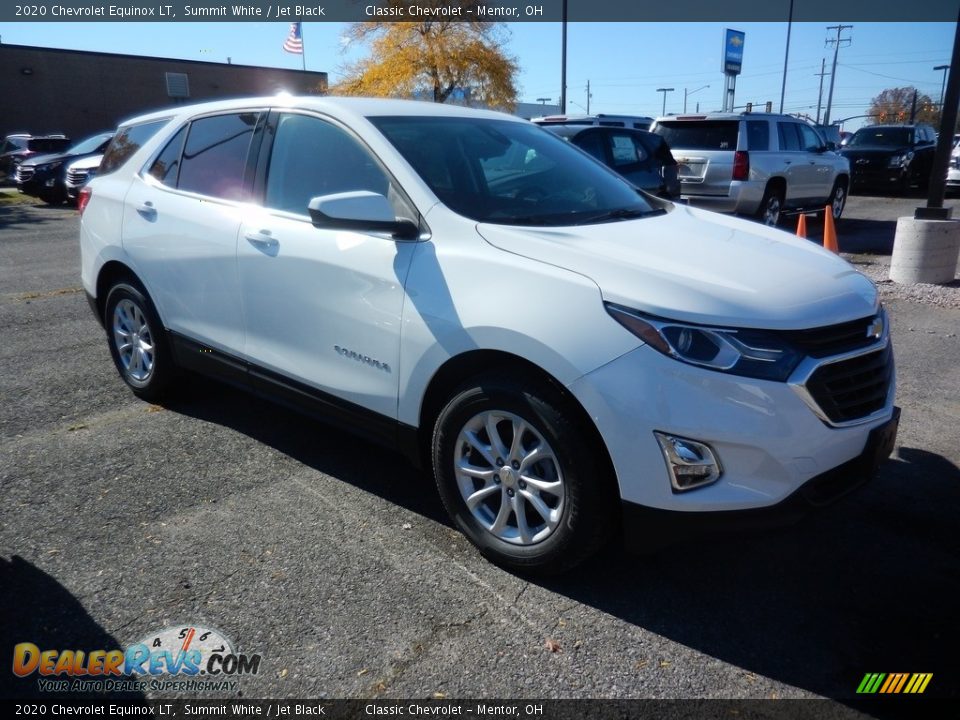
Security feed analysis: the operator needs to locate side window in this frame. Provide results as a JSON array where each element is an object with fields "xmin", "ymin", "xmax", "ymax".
[
  {"xmin": 798, "ymin": 124, "xmax": 823, "ymax": 152},
  {"xmin": 99, "ymin": 118, "xmax": 170, "ymax": 176},
  {"xmin": 264, "ymin": 113, "xmax": 395, "ymax": 216},
  {"xmin": 777, "ymin": 122, "xmax": 801, "ymax": 151},
  {"xmin": 746, "ymin": 121, "xmax": 770, "ymax": 151},
  {"xmin": 178, "ymin": 112, "xmax": 259, "ymax": 201},
  {"xmin": 608, "ymin": 133, "xmax": 647, "ymax": 167},
  {"xmin": 573, "ymin": 132, "xmax": 607, "ymax": 163},
  {"xmin": 147, "ymin": 127, "xmax": 187, "ymax": 187}
]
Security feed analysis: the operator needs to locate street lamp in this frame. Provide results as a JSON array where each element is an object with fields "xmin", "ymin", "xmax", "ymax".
[
  {"xmin": 656, "ymin": 87, "xmax": 675, "ymax": 116},
  {"xmin": 935, "ymin": 65, "xmax": 950, "ymax": 110},
  {"xmin": 684, "ymin": 85, "xmax": 710, "ymax": 113},
  {"xmin": 536, "ymin": 97, "xmax": 552, "ymax": 105}
]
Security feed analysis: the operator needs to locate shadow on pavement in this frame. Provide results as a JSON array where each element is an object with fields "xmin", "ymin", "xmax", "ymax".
[
  {"xmin": 161, "ymin": 377, "xmax": 960, "ymax": 704},
  {"xmin": 0, "ymin": 555, "xmax": 146, "ymax": 700}
]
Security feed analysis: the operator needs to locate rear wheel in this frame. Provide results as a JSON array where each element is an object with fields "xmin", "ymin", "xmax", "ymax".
[
  {"xmin": 432, "ymin": 375, "xmax": 615, "ymax": 574},
  {"xmin": 104, "ymin": 281, "xmax": 176, "ymax": 402},
  {"xmin": 827, "ymin": 180, "xmax": 847, "ymax": 221},
  {"xmin": 756, "ymin": 185, "xmax": 784, "ymax": 226}
]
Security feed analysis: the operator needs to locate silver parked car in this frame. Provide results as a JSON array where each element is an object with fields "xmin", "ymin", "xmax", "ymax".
[{"xmin": 650, "ymin": 112, "xmax": 850, "ymax": 225}]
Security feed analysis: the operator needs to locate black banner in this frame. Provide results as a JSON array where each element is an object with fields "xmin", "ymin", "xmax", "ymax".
[{"xmin": 1, "ymin": 0, "xmax": 958, "ymax": 23}]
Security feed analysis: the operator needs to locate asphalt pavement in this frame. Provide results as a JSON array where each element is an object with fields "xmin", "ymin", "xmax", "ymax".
[{"xmin": 1, "ymin": 199, "xmax": 958, "ymax": 709}]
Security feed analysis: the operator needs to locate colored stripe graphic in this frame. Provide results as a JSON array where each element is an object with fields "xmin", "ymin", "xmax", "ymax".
[{"xmin": 857, "ymin": 672, "xmax": 932, "ymax": 694}]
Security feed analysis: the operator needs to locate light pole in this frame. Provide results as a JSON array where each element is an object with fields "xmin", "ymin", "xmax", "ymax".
[
  {"xmin": 657, "ymin": 87, "xmax": 675, "ymax": 116},
  {"xmin": 536, "ymin": 97, "xmax": 551, "ymax": 105},
  {"xmin": 935, "ymin": 64, "xmax": 950, "ymax": 111},
  {"xmin": 684, "ymin": 85, "xmax": 710, "ymax": 113}
]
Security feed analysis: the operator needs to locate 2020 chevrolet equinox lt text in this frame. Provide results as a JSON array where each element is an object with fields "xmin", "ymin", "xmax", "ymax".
[{"xmin": 79, "ymin": 97, "xmax": 899, "ymax": 573}]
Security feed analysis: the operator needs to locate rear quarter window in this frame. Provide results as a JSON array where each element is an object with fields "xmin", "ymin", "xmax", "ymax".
[
  {"xmin": 653, "ymin": 121, "xmax": 739, "ymax": 150},
  {"xmin": 99, "ymin": 118, "xmax": 171, "ymax": 176},
  {"xmin": 746, "ymin": 121, "xmax": 770, "ymax": 151}
]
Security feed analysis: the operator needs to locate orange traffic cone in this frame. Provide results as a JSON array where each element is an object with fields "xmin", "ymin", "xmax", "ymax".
[
  {"xmin": 796, "ymin": 213, "xmax": 807, "ymax": 238},
  {"xmin": 822, "ymin": 206, "xmax": 839, "ymax": 253}
]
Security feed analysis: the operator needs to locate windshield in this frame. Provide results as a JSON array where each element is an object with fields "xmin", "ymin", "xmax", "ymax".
[
  {"xmin": 369, "ymin": 116, "xmax": 660, "ymax": 226},
  {"xmin": 68, "ymin": 133, "xmax": 114, "ymax": 155},
  {"xmin": 849, "ymin": 127, "xmax": 912, "ymax": 148}
]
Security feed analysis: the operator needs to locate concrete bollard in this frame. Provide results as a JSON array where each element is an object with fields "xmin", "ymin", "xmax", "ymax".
[{"xmin": 889, "ymin": 217, "xmax": 960, "ymax": 284}]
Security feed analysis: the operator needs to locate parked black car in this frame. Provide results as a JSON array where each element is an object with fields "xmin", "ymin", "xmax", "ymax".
[
  {"xmin": 15, "ymin": 132, "xmax": 113, "ymax": 204},
  {"xmin": 0, "ymin": 134, "xmax": 71, "ymax": 184},
  {"xmin": 543, "ymin": 124, "xmax": 681, "ymax": 198},
  {"xmin": 840, "ymin": 124, "xmax": 937, "ymax": 194}
]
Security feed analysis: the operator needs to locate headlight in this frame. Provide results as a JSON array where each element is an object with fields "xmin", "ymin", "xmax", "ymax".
[
  {"xmin": 35, "ymin": 161, "xmax": 63, "ymax": 173},
  {"xmin": 605, "ymin": 303, "xmax": 804, "ymax": 381},
  {"xmin": 887, "ymin": 152, "xmax": 913, "ymax": 168}
]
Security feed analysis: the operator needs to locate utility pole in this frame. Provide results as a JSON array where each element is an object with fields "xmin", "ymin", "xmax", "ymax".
[
  {"xmin": 779, "ymin": 0, "xmax": 794, "ymax": 113},
  {"xmin": 909, "ymin": 89, "xmax": 918, "ymax": 123},
  {"xmin": 815, "ymin": 58, "xmax": 828, "ymax": 124},
  {"xmin": 935, "ymin": 64, "xmax": 949, "ymax": 110},
  {"xmin": 657, "ymin": 88, "xmax": 674, "ymax": 116},
  {"xmin": 823, "ymin": 24, "xmax": 853, "ymax": 126},
  {"xmin": 560, "ymin": 0, "xmax": 567, "ymax": 114},
  {"xmin": 586, "ymin": 80, "xmax": 592, "ymax": 114}
]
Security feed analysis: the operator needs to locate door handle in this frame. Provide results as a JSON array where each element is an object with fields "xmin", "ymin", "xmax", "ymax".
[
  {"xmin": 245, "ymin": 230, "xmax": 278, "ymax": 250},
  {"xmin": 136, "ymin": 201, "xmax": 157, "ymax": 219}
]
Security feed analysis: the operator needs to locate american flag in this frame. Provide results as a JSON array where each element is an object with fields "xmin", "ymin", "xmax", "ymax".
[{"xmin": 283, "ymin": 22, "xmax": 303, "ymax": 54}]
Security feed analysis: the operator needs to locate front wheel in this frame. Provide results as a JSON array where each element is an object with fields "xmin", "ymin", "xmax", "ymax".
[
  {"xmin": 104, "ymin": 281, "xmax": 175, "ymax": 402},
  {"xmin": 432, "ymin": 376, "xmax": 615, "ymax": 574}
]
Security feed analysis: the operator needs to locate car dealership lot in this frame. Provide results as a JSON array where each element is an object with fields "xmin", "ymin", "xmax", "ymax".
[{"xmin": 2, "ymin": 200, "xmax": 958, "ymax": 704}]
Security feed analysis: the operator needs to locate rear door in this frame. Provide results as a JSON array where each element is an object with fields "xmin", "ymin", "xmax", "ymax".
[
  {"xmin": 122, "ymin": 110, "xmax": 263, "ymax": 354},
  {"xmin": 797, "ymin": 123, "xmax": 835, "ymax": 203},
  {"xmin": 776, "ymin": 121, "xmax": 816, "ymax": 205},
  {"xmin": 653, "ymin": 120, "xmax": 739, "ymax": 197}
]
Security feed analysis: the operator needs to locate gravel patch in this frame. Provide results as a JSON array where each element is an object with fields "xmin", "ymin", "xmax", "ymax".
[{"xmin": 846, "ymin": 253, "xmax": 960, "ymax": 309}]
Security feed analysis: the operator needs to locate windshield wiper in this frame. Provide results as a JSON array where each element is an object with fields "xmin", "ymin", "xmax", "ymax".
[{"xmin": 576, "ymin": 207, "xmax": 666, "ymax": 224}]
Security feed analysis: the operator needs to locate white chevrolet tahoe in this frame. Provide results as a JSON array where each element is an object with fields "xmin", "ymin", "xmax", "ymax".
[{"xmin": 80, "ymin": 97, "xmax": 898, "ymax": 573}]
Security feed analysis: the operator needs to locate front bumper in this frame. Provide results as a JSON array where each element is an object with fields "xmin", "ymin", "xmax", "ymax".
[
  {"xmin": 568, "ymin": 340, "xmax": 896, "ymax": 513},
  {"xmin": 620, "ymin": 406, "xmax": 900, "ymax": 550},
  {"xmin": 851, "ymin": 166, "xmax": 908, "ymax": 189}
]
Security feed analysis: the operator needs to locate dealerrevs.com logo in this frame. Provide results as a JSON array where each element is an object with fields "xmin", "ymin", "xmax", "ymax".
[{"xmin": 13, "ymin": 625, "xmax": 261, "ymax": 693}]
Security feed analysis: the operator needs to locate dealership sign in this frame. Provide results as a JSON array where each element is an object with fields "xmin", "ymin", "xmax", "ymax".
[{"xmin": 723, "ymin": 29, "xmax": 746, "ymax": 75}]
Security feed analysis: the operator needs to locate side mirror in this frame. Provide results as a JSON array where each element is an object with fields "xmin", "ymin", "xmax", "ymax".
[
  {"xmin": 824, "ymin": 141, "xmax": 837, "ymax": 152},
  {"xmin": 308, "ymin": 191, "xmax": 419, "ymax": 240}
]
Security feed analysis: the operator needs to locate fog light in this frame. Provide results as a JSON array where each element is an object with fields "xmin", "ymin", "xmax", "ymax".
[
  {"xmin": 654, "ymin": 432, "xmax": 722, "ymax": 492},
  {"xmin": 45, "ymin": 178, "xmax": 56, "ymax": 187}
]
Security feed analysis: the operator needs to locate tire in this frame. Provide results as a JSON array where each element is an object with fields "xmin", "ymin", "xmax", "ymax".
[
  {"xmin": 827, "ymin": 179, "xmax": 847, "ymax": 221},
  {"xmin": 104, "ymin": 281, "xmax": 175, "ymax": 402},
  {"xmin": 756, "ymin": 185, "xmax": 784, "ymax": 226},
  {"xmin": 432, "ymin": 374, "xmax": 615, "ymax": 574}
]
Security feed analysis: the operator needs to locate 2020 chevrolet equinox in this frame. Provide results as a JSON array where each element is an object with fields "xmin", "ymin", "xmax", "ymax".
[{"xmin": 80, "ymin": 97, "xmax": 899, "ymax": 573}]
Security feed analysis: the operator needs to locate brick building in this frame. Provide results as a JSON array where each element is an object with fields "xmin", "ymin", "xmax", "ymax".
[{"xmin": 0, "ymin": 43, "xmax": 328, "ymax": 142}]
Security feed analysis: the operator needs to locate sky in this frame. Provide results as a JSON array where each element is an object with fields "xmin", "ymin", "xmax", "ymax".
[{"xmin": 0, "ymin": 20, "xmax": 955, "ymax": 132}]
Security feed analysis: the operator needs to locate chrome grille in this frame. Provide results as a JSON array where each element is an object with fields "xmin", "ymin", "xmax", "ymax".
[
  {"xmin": 66, "ymin": 168, "xmax": 90, "ymax": 186},
  {"xmin": 804, "ymin": 345, "xmax": 893, "ymax": 424},
  {"xmin": 15, "ymin": 165, "xmax": 35, "ymax": 183}
]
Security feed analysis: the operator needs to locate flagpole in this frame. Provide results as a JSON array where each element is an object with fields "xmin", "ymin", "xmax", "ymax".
[{"xmin": 300, "ymin": 22, "xmax": 306, "ymax": 72}]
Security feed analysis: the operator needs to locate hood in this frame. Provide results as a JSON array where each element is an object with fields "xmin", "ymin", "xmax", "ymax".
[
  {"xmin": 841, "ymin": 145, "xmax": 910, "ymax": 157},
  {"xmin": 476, "ymin": 204, "xmax": 878, "ymax": 330},
  {"xmin": 67, "ymin": 154, "xmax": 104, "ymax": 172}
]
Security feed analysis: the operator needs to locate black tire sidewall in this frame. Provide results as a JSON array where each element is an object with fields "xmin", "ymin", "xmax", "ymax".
[
  {"xmin": 104, "ymin": 281, "xmax": 171, "ymax": 401},
  {"xmin": 757, "ymin": 186, "xmax": 784, "ymax": 226},
  {"xmin": 432, "ymin": 377, "xmax": 612, "ymax": 573}
]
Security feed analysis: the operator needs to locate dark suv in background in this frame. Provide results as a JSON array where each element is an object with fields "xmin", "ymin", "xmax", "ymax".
[
  {"xmin": 840, "ymin": 124, "xmax": 937, "ymax": 194},
  {"xmin": 15, "ymin": 132, "xmax": 113, "ymax": 204},
  {"xmin": 0, "ymin": 134, "xmax": 70, "ymax": 184},
  {"xmin": 543, "ymin": 124, "xmax": 681, "ymax": 198}
]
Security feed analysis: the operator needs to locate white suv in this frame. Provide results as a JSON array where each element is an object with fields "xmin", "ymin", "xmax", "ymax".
[{"xmin": 80, "ymin": 97, "xmax": 898, "ymax": 573}]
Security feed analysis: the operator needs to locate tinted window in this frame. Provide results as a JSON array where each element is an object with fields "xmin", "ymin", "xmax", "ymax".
[
  {"xmin": 67, "ymin": 133, "xmax": 114, "ymax": 156},
  {"xmin": 178, "ymin": 113, "xmax": 259, "ymax": 200},
  {"xmin": 797, "ymin": 124, "xmax": 823, "ymax": 152},
  {"xmin": 777, "ymin": 122, "xmax": 802, "ymax": 151},
  {"xmin": 372, "ymin": 116, "xmax": 658, "ymax": 226},
  {"xmin": 653, "ymin": 121, "xmax": 739, "ymax": 150},
  {"xmin": 746, "ymin": 121, "xmax": 769, "ymax": 151},
  {"xmin": 264, "ymin": 113, "xmax": 394, "ymax": 215},
  {"xmin": 571, "ymin": 131, "xmax": 607, "ymax": 163},
  {"xmin": 608, "ymin": 133, "xmax": 648, "ymax": 167},
  {"xmin": 147, "ymin": 127, "xmax": 187, "ymax": 187},
  {"xmin": 848, "ymin": 127, "xmax": 913, "ymax": 147},
  {"xmin": 100, "ymin": 119, "xmax": 169, "ymax": 175}
]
